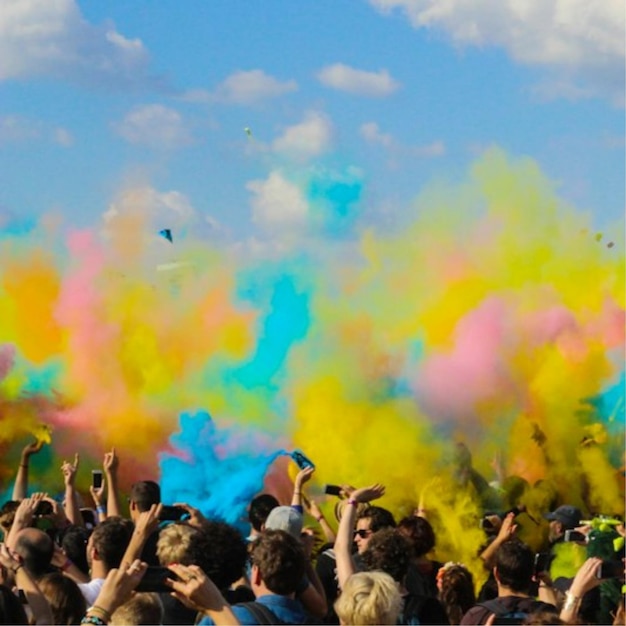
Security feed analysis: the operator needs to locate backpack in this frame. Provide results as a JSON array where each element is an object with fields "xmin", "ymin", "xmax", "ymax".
[
  {"xmin": 238, "ymin": 601, "xmax": 318, "ymax": 625},
  {"xmin": 476, "ymin": 597, "xmax": 535, "ymax": 625}
]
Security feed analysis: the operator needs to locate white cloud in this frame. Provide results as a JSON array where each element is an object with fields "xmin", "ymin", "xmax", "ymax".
[
  {"xmin": 0, "ymin": 0, "xmax": 151, "ymax": 87},
  {"xmin": 113, "ymin": 104, "xmax": 192, "ymax": 149},
  {"xmin": 246, "ymin": 170, "xmax": 309, "ymax": 230},
  {"xmin": 360, "ymin": 122, "xmax": 395, "ymax": 148},
  {"xmin": 104, "ymin": 186, "xmax": 196, "ymax": 225},
  {"xmin": 0, "ymin": 115, "xmax": 74, "ymax": 147},
  {"xmin": 360, "ymin": 120, "xmax": 445, "ymax": 158},
  {"xmin": 369, "ymin": 0, "xmax": 624, "ymax": 102},
  {"xmin": 53, "ymin": 127, "xmax": 73, "ymax": 147},
  {"xmin": 317, "ymin": 63, "xmax": 400, "ymax": 97},
  {"xmin": 272, "ymin": 111, "xmax": 333, "ymax": 160},
  {"xmin": 210, "ymin": 69, "xmax": 297, "ymax": 104}
]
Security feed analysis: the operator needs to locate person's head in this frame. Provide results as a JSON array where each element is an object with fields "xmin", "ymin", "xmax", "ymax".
[
  {"xmin": 60, "ymin": 525, "xmax": 91, "ymax": 576},
  {"xmin": 87, "ymin": 518, "xmax": 134, "ymax": 573},
  {"xmin": 248, "ymin": 494, "xmax": 279, "ymax": 533},
  {"xmin": 355, "ymin": 506, "xmax": 396, "ymax": 554},
  {"xmin": 264, "ymin": 506, "xmax": 303, "ymax": 539},
  {"xmin": 361, "ymin": 529, "xmax": 411, "ymax": 584},
  {"xmin": 544, "ymin": 505, "xmax": 582, "ymax": 543},
  {"xmin": 0, "ymin": 501, "xmax": 19, "ymax": 539},
  {"xmin": 129, "ymin": 481, "xmax": 161, "ymax": 520},
  {"xmin": 249, "ymin": 529, "xmax": 306, "ymax": 596},
  {"xmin": 494, "ymin": 540, "xmax": 534, "ymax": 594},
  {"xmin": 191, "ymin": 520, "xmax": 248, "ymax": 591},
  {"xmin": 523, "ymin": 610, "xmax": 565, "ymax": 625},
  {"xmin": 39, "ymin": 572, "xmax": 87, "ymax": 625},
  {"xmin": 436, "ymin": 563, "xmax": 476, "ymax": 625},
  {"xmin": 334, "ymin": 571, "xmax": 402, "ymax": 626},
  {"xmin": 110, "ymin": 592, "xmax": 164, "ymax": 625},
  {"xmin": 13, "ymin": 528, "xmax": 53, "ymax": 579},
  {"xmin": 0, "ymin": 584, "xmax": 28, "ymax": 625},
  {"xmin": 397, "ymin": 515, "xmax": 436, "ymax": 558},
  {"xmin": 156, "ymin": 523, "xmax": 200, "ymax": 566}
]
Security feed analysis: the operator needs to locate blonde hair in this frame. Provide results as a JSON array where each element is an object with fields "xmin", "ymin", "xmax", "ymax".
[
  {"xmin": 110, "ymin": 592, "xmax": 163, "ymax": 625},
  {"xmin": 156, "ymin": 522, "xmax": 198, "ymax": 565},
  {"xmin": 334, "ymin": 571, "xmax": 402, "ymax": 625}
]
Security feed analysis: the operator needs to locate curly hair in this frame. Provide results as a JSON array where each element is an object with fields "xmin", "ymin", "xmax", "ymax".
[
  {"xmin": 357, "ymin": 506, "xmax": 396, "ymax": 532},
  {"xmin": 437, "ymin": 564, "xmax": 475, "ymax": 625},
  {"xmin": 156, "ymin": 523, "xmax": 200, "ymax": 566},
  {"xmin": 397, "ymin": 515, "xmax": 436, "ymax": 557},
  {"xmin": 361, "ymin": 528, "xmax": 411, "ymax": 584}
]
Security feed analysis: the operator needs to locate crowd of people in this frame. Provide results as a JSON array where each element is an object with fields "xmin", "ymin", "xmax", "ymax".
[{"xmin": 0, "ymin": 438, "xmax": 623, "ymax": 625}]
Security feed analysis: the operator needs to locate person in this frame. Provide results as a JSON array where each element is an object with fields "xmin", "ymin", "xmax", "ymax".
[
  {"xmin": 460, "ymin": 540, "xmax": 556, "ymax": 625},
  {"xmin": 436, "ymin": 562, "xmax": 476, "ymax": 625},
  {"xmin": 247, "ymin": 494, "xmax": 279, "ymax": 542},
  {"xmin": 544, "ymin": 505, "xmax": 582, "ymax": 545},
  {"xmin": 354, "ymin": 505, "xmax": 396, "ymax": 556},
  {"xmin": 0, "ymin": 584, "xmax": 28, "ymax": 624},
  {"xmin": 110, "ymin": 592, "xmax": 164, "ymax": 625},
  {"xmin": 38, "ymin": 571, "xmax": 87, "ymax": 625},
  {"xmin": 334, "ymin": 571, "xmax": 402, "ymax": 625},
  {"xmin": 127, "ymin": 481, "xmax": 161, "ymax": 565},
  {"xmin": 196, "ymin": 529, "xmax": 313, "ymax": 625},
  {"xmin": 12, "ymin": 528, "xmax": 54, "ymax": 580}
]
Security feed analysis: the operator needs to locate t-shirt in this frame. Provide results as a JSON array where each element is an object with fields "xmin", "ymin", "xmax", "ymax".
[
  {"xmin": 78, "ymin": 578, "xmax": 105, "ymax": 606},
  {"xmin": 460, "ymin": 595, "xmax": 556, "ymax": 625},
  {"xmin": 198, "ymin": 594, "xmax": 310, "ymax": 625}
]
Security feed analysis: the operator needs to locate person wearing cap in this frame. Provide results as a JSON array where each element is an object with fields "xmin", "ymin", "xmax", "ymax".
[{"xmin": 544, "ymin": 505, "xmax": 583, "ymax": 544}]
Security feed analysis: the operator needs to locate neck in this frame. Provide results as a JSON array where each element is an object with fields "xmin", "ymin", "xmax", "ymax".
[
  {"xmin": 497, "ymin": 585, "xmax": 529, "ymax": 599},
  {"xmin": 90, "ymin": 561, "xmax": 108, "ymax": 580}
]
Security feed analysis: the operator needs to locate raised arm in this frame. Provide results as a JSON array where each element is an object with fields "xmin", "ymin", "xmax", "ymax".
[
  {"xmin": 61, "ymin": 453, "xmax": 83, "ymax": 527},
  {"xmin": 12, "ymin": 440, "xmax": 45, "ymax": 501},
  {"xmin": 103, "ymin": 448, "xmax": 122, "ymax": 518},
  {"xmin": 291, "ymin": 466, "xmax": 315, "ymax": 509},
  {"xmin": 559, "ymin": 557, "xmax": 602, "ymax": 624},
  {"xmin": 335, "ymin": 484, "xmax": 385, "ymax": 590},
  {"xmin": 6, "ymin": 493, "xmax": 44, "ymax": 550},
  {"xmin": 121, "ymin": 503, "xmax": 162, "ymax": 567},
  {"xmin": 479, "ymin": 511, "xmax": 517, "ymax": 569},
  {"xmin": 305, "ymin": 497, "xmax": 336, "ymax": 544},
  {"xmin": 90, "ymin": 477, "xmax": 107, "ymax": 523}
]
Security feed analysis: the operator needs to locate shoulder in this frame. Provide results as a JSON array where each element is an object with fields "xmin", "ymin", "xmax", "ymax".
[{"xmin": 460, "ymin": 604, "xmax": 492, "ymax": 625}]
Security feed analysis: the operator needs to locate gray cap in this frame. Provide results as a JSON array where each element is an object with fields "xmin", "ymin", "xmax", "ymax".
[
  {"xmin": 544, "ymin": 505, "xmax": 582, "ymax": 530},
  {"xmin": 264, "ymin": 506, "xmax": 303, "ymax": 538}
]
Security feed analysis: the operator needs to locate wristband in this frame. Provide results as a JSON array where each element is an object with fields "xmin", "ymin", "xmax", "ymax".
[
  {"xmin": 563, "ymin": 591, "xmax": 581, "ymax": 613},
  {"xmin": 347, "ymin": 499, "xmax": 358, "ymax": 507},
  {"xmin": 13, "ymin": 564, "xmax": 24, "ymax": 574},
  {"xmin": 96, "ymin": 505, "xmax": 106, "ymax": 514},
  {"xmin": 88, "ymin": 605, "xmax": 112, "ymax": 622},
  {"xmin": 81, "ymin": 616, "xmax": 106, "ymax": 626}
]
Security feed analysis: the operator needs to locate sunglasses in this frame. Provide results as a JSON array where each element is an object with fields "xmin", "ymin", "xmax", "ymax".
[{"xmin": 354, "ymin": 529, "xmax": 373, "ymax": 539}]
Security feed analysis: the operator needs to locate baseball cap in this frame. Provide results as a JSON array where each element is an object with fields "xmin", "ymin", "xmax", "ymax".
[
  {"xmin": 264, "ymin": 506, "xmax": 303, "ymax": 538},
  {"xmin": 544, "ymin": 505, "xmax": 582, "ymax": 529}
]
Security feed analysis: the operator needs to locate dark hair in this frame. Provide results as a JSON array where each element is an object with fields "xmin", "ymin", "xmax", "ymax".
[
  {"xmin": 60, "ymin": 526, "xmax": 90, "ymax": 576},
  {"xmin": 361, "ymin": 529, "xmax": 411, "ymax": 583},
  {"xmin": 523, "ymin": 610, "xmax": 565, "ymax": 625},
  {"xmin": 191, "ymin": 520, "xmax": 248, "ymax": 590},
  {"xmin": 358, "ymin": 506, "xmax": 396, "ymax": 533},
  {"xmin": 91, "ymin": 518, "xmax": 134, "ymax": 571},
  {"xmin": 130, "ymin": 481, "xmax": 161, "ymax": 512},
  {"xmin": 250, "ymin": 530, "xmax": 306, "ymax": 595},
  {"xmin": 0, "ymin": 501, "xmax": 20, "ymax": 536},
  {"xmin": 495, "ymin": 540, "xmax": 534, "ymax": 593},
  {"xmin": 438, "ymin": 564, "xmax": 476, "ymax": 625},
  {"xmin": 0, "ymin": 584, "xmax": 28, "ymax": 624},
  {"xmin": 14, "ymin": 528, "xmax": 54, "ymax": 579},
  {"xmin": 397, "ymin": 516, "xmax": 436, "ymax": 557},
  {"xmin": 249, "ymin": 494, "xmax": 279, "ymax": 532},
  {"xmin": 39, "ymin": 572, "xmax": 87, "ymax": 625}
]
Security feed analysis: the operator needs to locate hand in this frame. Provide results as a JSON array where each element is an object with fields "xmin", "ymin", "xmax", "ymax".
[
  {"xmin": 103, "ymin": 448, "xmax": 119, "ymax": 475},
  {"xmin": 166, "ymin": 564, "xmax": 228, "ymax": 613},
  {"xmin": 133, "ymin": 503, "xmax": 162, "ymax": 538},
  {"xmin": 0, "ymin": 543, "xmax": 22, "ymax": 572},
  {"xmin": 21, "ymin": 440, "xmax": 44, "ymax": 461},
  {"xmin": 339, "ymin": 485, "xmax": 355, "ymax": 499},
  {"xmin": 300, "ymin": 528, "xmax": 315, "ymax": 558},
  {"xmin": 42, "ymin": 495, "xmax": 67, "ymax": 528},
  {"xmin": 568, "ymin": 557, "xmax": 602, "ymax": 598},
  {"xmin": 13, "ymin": 493, "xmax": 45, "ymax": 528},
  {"xmin": 295, "ymin": 466, "xmax": 315, "ymax": 489},
  {"xmin": 350, "ymin": 484, "xmax": 385, "ymax": 504},
  {"xmin": 494, "ymin": 511, "xmax": 517, "ymax": 543},
  {"xmin": 93, "ymin": 559, "xmax": 148, "ymax": 616},
  {"xmin": 90, "ymin": 480, "xmax": 106, "ymax": 507},
  {"xmin": 305, "ymin": 498, "xmax": 323, "ymax": 520},
  {"xmin": 173, "ymin": 502, "xmax": 206, "ymax": 528},
  {"xmin": 51, "ymin": 544, "xmax": 70, "ymax": 569},
  {"xmin": 61, "ymin": 454, "xmax": 79, "ymax": 488}
]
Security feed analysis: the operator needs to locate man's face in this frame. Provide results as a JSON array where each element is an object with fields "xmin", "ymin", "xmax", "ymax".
[
  {"xmin": 354, "ymin": 518, "xmax": 374, "ymax": 554},
  {"xmin": 548, "ymin": 520, "xmax": 564, "ymax": 543}
]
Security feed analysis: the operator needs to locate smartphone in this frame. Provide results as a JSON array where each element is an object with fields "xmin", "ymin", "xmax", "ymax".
[
  {"xmin": 563, "ymin": 530, "xmax": 586, "ymax": 543},
  {"xmin": 596, "ymin": 560, "xmax": 624, "ymax": 580},
  {"xmin": 479, "ymin": 517, "xmax": 494, "ymax": 530},
  {"xmin": 136, "ymin": 567, "xmax": 179, "ymax": 592},
  {"xmin": 158, "ymin": 505, "xmax": 187, "ymax": 522},
  {"xmin": 34, "ymin": 500, "xmax": 53, "ymax": 517},
  {"xmin": 324, "ymin": 484, "xmax": 342, "ymax": 496},
  {"xmin": 291, "ymin": 450, "xmax": 315, "ymax": 470},
  {"xmin": 534, "ymin": 552, "xmax": 551, "ymax": 576},
  {"xmin": 91, "ymin": 470, "xmax": 103, "ymax": 490}
]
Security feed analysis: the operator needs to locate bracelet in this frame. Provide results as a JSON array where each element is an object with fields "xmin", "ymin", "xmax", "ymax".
[
  {"xmin": 563, "ymin": 591, "xmax": 581, "ymax": 613},
  {"xmin": 294, "ymin": 491, "xmax": 301, "ymax": 495},
  {"xmin": 316, "ymin": 514, "xmax": 323, "ymax": 522},
  {"xmin": 19, "ymin": 464, "xmax": 28, "ymax": 469},
  {"xmin": 96, "ymin": 505, "xmax": 106, "ymax": 514},
  {"xmin": 88, "ymin": 605, "xmax": 112, "ymax": 622},
  {"xmin": 13, "ymin": 564, "xmax": 24, "ymax": 574},
  {"xmin": 61, "ymin": 558, "xmax": 73, "ymax": 571},
  {"xmin": 347, "ymin": 499, "xmax": 358, "ymax": 507},
  {"xmin": 81, "ymin": 616, "xmax": 106, "ymax": 626}
]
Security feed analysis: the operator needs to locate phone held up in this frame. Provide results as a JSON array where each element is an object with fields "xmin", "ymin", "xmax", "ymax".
[
  {"xmin": 91, "ymin": 470, "xmax": 103, "ymax": 490},
  {"xmin": 291, "ymin": 450, "xmax": 315, "ymax": 470},
  {"xmin": 158, "ymin": 505, "xmax": 188, "ymax": 522},
  {"xmin": 324, "ymin": 484, "xmax": 342, "ymax": 497},
  {"xmin": 136, "ymin": 567, "xmax": 180, "ymax": 593}
]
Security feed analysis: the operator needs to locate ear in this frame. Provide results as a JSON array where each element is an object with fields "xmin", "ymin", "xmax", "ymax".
[
  {"xmin": 493, "ymin": 566, "xmax": 500, "ymax": 584},
  {"xmin": 251, "ymin": 564, "xmax": 262, "ymax": 586}
]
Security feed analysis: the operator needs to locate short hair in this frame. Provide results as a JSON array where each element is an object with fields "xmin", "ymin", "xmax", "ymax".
[
  {"xmin": 110, "ymin": 592, "xmax": 164, "ymax": 625},
  {"xmin": 192, "ymin": 520, "xmax": 248, "ymax": 590},
  {"xmin": 437, "ymin": 564, "xmax": 476, "ymax": 625},
  {"xmin": 397, "ymin": 516, "xmax": 436, "ymax": 557},
  {"xmin": 60, "ymin": 525, "xmax": 90, "ymax": 575},
  {"xmin": 130, "ymin": 481, "xmax": 161, "ymax": 512},
  {"xmin": 0, "ymin": 584, "xmax": 28, "ymax": 624},
  {"xmin": 360, "ymin": 528, "xmax": 411, "ymax": 584},
  {"xmin": 0, "ymin": 501, "xmax": 19, "ymax": 536},
  {"xmin": 39, "ymin": 572, "xmax": 87, "ymax": 625},
  {"xmin": 335, "ymin": 571, "xmax": 402, "ymax": 625},
  {"xmin": 156, "ymin": 523, "xmax": 199, "ymax": 566},
  {"xmin": 358, "ymin": 506, "xmax": 396, "ymax": 533},
  {"xmin": 249, "ymin": 494, "xmax": 279, "ymax": 532},
  {"xmin": 495, "ymin": 540, "xmax": 534, "ymax": 593},
  {"xmin": 14, "ymin": 528, "xmax": 53, "ymax": 579},
  {"xmin": 91, "ymin": 518, "xmax": 134, "ymax": 570},
  {"xmin": 250, "ymin": 530, "xmax": 306, "ymax": 595},
  {"xmin": 523, "ymin": 610, "xmax": 565, "ymax": 625}
]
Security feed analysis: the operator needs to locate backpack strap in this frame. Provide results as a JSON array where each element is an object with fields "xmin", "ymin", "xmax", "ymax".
[
  {"xmin": 239, "ymin": 601, "xmax": 283, "ymax": 625},
  {"xmin": 477, "ymin": 598, "xmax": 510, "ymax": 617}
]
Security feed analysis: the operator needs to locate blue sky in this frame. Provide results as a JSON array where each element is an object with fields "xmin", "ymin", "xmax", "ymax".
[{"xmin": 0, "ymin": 0, "xmax": 623, "ymax": 241}]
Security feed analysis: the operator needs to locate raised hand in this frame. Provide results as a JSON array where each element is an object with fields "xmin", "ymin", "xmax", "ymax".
[
  {"xmin": 173, "ymin": 502, "xmax": 206, "ymax": 528},
  {"xmin": 349, "ymin": 483, "xmax": 386, "ymax": 504},
  {"xmin": 21, "ymin": 439, "xmax": 45, "ymax": 460},
  {"xmin": 166, "ymin": 563, "xmax": 229, "ymax": 615},
  {"xmin": 103, "ymin": 448, "xmax": 118, "ymax": 475},
  {"xmin": 61, "ymin": 454, "xmax": 79, "ymax": 487}
]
